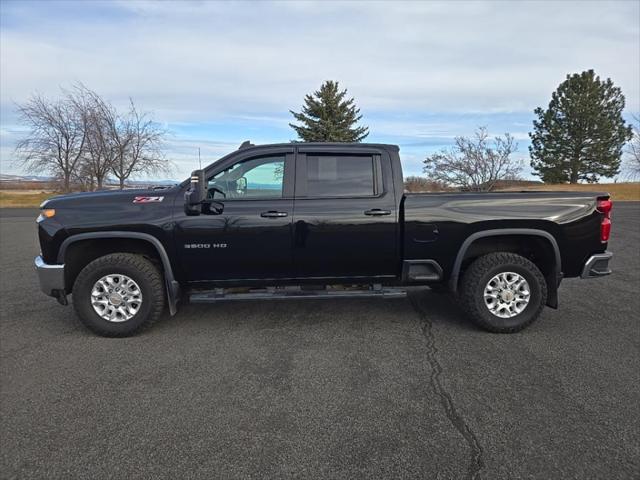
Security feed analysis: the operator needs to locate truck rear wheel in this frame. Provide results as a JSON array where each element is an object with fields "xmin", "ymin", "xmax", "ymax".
[
  {"xmin": 459, "ymin": 252, "xmax": 547, "ymax": 333},
  {"xmin": 72, "ymin": 253, "xmax": 165, "ymax": 337}
]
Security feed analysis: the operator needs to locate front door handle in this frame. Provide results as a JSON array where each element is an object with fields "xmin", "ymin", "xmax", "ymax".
[
  {"xmin": 261, "ymin": 211, "xmax": 288, "ymax": 218},
  {"xmin": 364, "ymin": 209, "xmax": 391, "ymax": 216}
]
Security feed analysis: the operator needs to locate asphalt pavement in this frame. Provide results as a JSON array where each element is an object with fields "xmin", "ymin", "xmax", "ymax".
[{"xmin": 1, "ymin": 204, "xmax": 638, "ymax": 479}]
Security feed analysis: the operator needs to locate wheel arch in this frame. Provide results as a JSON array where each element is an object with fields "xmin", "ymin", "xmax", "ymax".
[
  {"xmin": 59, "ymin": 232, "xmax": 179, "ymax": 315},
  {"xmin": 449, "ymin": 228, "xmax": 562, "ymax": 308}
]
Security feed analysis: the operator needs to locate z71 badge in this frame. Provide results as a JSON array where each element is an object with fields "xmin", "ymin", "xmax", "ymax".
[{"xmin": 133, "ymin": 196, "xmax": 164, "ymax": 204}]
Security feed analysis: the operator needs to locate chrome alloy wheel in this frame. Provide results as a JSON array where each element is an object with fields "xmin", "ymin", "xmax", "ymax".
[
  {"xmin": 483, "ymin": 271, "xmax": 530, "ymax": 318},
  {"xmin": 91, "ymin": 274, "xmax": 143, "ymax": 322}
]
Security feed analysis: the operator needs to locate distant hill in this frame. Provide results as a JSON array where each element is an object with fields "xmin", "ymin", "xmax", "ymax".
[{"xmin": 0, "ymin": 174, "xmax": 53, "ymax": 182}]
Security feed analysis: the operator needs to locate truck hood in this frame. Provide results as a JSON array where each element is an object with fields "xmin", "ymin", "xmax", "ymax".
[{"xmin": 41, "ymin": 187, "xmax": 179, "ymax": 209}]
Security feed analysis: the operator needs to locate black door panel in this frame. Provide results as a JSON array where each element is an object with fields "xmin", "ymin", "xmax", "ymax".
[
  {"xmin": 293, "ymin": 151, "xmax": 398, "ymax": 278},
  {"xmin": 176, "ymin": 199, "xmax": 293, "ymax": 281},
  {"xmin": 293, "ymin": 197, "xmax": 397, "ymax": 278},
  {"xmin": 174, "ymin": 149, "xmax": 294, "ymax": 282}
]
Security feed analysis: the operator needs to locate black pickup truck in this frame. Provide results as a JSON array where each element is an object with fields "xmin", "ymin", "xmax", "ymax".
[{"xmin": 35, "ymin": 142, "xmax": 613, "ymax": 337}]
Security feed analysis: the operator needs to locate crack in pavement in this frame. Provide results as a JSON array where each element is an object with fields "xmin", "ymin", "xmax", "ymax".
[{"xmin": 409, "ymin": 294, "xmax": 484, "ymax": 480}]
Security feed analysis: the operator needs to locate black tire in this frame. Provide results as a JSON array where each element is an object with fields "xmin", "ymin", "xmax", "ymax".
[
  {"xmin": 72, "ymin": 253, "xmax": 165, "ymax": 337},
  {"xmin": 459, "ymin": 252, "xmax": 547, "ymax": 333}
]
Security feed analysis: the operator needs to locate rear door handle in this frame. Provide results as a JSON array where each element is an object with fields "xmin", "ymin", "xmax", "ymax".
[
  {"xmin": 364, "ymin": 209, "xmax": 391, "ymax": 216},
  {"xmin": 261, "ymin": 211, "xmax": 288, "ymax": 218}
]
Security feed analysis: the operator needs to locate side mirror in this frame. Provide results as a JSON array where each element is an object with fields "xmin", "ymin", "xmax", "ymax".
[{"xmin": 184, "ymin": 170, "xmax": 206, "ymax": 216}]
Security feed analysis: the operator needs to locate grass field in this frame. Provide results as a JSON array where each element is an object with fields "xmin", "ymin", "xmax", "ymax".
[
  {"xmin": 1, "ymin": 182, "xmax": 639, "ymax": 208},
  {"xmin": 0, "ymin": 190, "xmax": 54, "ymax": 208}
]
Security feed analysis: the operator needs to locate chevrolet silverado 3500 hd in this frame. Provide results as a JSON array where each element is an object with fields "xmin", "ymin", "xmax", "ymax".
[{"xmin": 35, "ymin": 142, "xmax": 613, "ymax": 336}]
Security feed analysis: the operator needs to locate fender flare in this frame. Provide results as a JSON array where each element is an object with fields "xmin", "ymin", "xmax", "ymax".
[
  {"xmin": 449, "ymin": 229, "xmax": 562, "ymax": 305},
  {"xmin": 58, "ymin": 231, "xmax": 180, "ymax": 315}
]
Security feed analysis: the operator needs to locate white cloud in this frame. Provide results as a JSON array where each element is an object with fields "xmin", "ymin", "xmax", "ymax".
[
  {"xmin": 0, "ymin": 0, "xmax": 638, "ymax": 178},
  {"xmin": 2, "ymin": 1, "xmax": 638, "ymax": 114}
]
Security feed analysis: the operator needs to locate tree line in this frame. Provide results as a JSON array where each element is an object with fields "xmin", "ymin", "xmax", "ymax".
[
  {"xmin": 16, "ymin": 71, "xmax": 638, "ymax": 193},
  {"xmin": 289, "ymin": 72, "xmax": 638, "ymax": 191},
  {"xmin": 16, "ymin": 85, "xmax": 168, "ymax": 193}
]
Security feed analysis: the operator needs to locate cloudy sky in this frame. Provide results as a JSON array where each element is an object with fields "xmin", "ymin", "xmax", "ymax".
[{"xmin": 1, "ymin": 0, "xmax": 638, "ymax": 180}]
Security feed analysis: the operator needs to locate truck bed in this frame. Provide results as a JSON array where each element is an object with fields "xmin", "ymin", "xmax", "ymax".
[{"xmin": 402, "ymin": 190, "xmax": 609, "ymax": 280}]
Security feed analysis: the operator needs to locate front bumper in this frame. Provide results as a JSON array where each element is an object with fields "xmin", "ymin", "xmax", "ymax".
[
  {"xmin": 581, "ymin": 252, "xmax": 613, "ymax": 279},
  {"xmin": 35, "ymin": 255, "xmax": 65, "ymax": 297}
]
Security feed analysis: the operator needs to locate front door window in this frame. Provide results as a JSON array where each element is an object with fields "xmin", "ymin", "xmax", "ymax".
[{"xmin": 208, "ymin": 156, "xmax": 285, "ymax": 199}]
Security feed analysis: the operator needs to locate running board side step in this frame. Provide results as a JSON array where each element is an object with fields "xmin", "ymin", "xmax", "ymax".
[{"xmin": 189, "ymin": 285, "xmax": 407, "ymax": 303}]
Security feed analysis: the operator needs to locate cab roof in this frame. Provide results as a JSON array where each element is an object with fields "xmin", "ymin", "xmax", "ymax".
[{"xmin": 236, "ymin": 141, "xmax": 399, "ymax": 152}]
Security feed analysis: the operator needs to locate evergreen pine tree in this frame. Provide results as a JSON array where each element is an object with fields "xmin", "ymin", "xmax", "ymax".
[
  {"xmin": 289, "ymin": 80, "xmax": 369, "ymax": 142},
  {"xmin": 529, "ymin": 70, "xmax": 632, "ymax": 183}
]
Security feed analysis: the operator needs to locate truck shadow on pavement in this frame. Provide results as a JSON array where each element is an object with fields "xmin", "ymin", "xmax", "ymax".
[{"xmin": 153, "ymin": 288, "xmax": 478, "ymax": 335}]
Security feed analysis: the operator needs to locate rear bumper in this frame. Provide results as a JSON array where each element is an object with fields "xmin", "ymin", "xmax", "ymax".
[
  {"xmin": 581, "ymin": 252, "xmax": 613, "ymax": 279},
  {"xmin": 35, "ymin": 255, "xmax": 65, "ymax": 297}
]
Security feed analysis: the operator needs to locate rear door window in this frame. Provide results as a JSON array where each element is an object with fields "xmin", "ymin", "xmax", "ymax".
[{"xmin": 303, "ymin": 154, "xmax": 375, "ymax": 197}]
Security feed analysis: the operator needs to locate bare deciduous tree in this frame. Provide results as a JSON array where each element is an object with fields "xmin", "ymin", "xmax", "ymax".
[
  {"xmin": 111, "ymin": 101, "xmax": 167, "ymax": 189},
  {"xmin": 15, "ymin": 85, "xmax": 170, "ymax": 191},
  {"xmin": 625, "ymin": 114, "xmax": 640, "ymax": 180},
  {"xmin": 15, "ymin": 93, "xmax": 86, "ymax": 193},
  {"xmin": 71, "ymin": 85, "xmax": 116, "ymax": 190},
  {"xmin": 423, "ymin": 127, "xmax": 521, "ymax": 192},
  {"xmin": 71, "ymin": 160, "xmax": 97, "ymax": 192},
  {"xmin": 404, "ymin": 176, "xmax": 449, "ymax": 193}
]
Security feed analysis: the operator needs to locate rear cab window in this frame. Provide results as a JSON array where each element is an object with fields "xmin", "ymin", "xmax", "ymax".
[{"xmin": 297, "ymin": 154, "xmax": 382, "ymax": 198}]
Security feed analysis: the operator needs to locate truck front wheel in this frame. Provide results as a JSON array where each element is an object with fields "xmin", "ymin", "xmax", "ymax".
[
  {"xmin": 72, "ymin": 253, "xmax": 165, "ymax": 337},
  {"xmin": 459, "ymin": 252, "xmax": 547, "ymax": 333}
]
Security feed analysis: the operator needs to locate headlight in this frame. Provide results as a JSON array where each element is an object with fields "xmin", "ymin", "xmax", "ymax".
[{"xmin": 37, "ymin": 208, "xmax": 55, "ymax": 223}]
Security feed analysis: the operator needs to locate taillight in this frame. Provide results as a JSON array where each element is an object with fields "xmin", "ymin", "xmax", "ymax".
[{"xmin": 597, "ymin": 199, "xmax": 612, "ymax": 243}]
